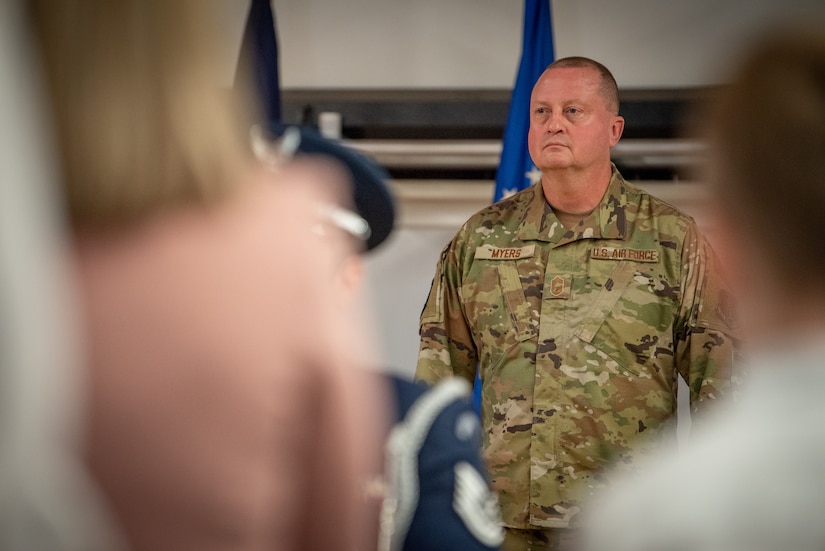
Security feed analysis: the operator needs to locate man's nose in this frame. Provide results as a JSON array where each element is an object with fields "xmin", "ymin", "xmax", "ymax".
[{"xmin": 545, "ymin": 112, "xmax": 563, "ymax": 133}]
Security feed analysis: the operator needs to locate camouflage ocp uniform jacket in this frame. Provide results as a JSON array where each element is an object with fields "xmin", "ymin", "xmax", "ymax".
[{"xmin": 415, "ymin": 166, "xmax": 735, "ymax": 530}]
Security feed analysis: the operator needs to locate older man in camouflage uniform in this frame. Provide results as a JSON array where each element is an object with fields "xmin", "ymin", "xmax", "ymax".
[{"xmin": 415, "ymin": 57, "xmax": 735, "ymax": 550}]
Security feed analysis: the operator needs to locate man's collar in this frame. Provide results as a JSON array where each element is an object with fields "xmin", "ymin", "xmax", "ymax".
[
  {"xmin": 597, "ymin": 164, "xmax": 628, "ymax": 240},
  {"xmin": 516, "ymin": 164, "xmax": 628, "ymax": 244},
  {"xmin": 516, "ymin": 183, "xmax": 553, "ymax": 241}
]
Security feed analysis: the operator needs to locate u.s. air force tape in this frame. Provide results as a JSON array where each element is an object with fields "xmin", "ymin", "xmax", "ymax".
[{"xmin": 591, "ymin": 246, "xmax": 659, "ymax": 263}]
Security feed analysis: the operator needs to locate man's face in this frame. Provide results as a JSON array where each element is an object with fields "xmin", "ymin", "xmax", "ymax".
[{"xmin": 527, "ymin": 66, "xmax": 624, "ymax": 173}]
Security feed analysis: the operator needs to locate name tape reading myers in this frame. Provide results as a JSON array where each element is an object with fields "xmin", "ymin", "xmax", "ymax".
[
  {"xmin": 475, "ymin": 245, "xmax": 536, "ymax": 260},
  {"xmin": 475, "ymin": 244, "xmax": 659, "ymax": 263}
]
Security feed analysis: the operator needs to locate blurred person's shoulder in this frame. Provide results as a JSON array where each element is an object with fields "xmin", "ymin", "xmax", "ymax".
[
  {"xmin": 383, "ymin": 375, "xmax": 504, "ymax": 551},
  {"xmin": 619, "ymin": 177, "xmax": 706, "ymax": 249}
]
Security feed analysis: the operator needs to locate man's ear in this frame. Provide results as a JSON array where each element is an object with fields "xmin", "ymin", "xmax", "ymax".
[{"xmin": 609, "ymin": 116, "xmax": 625, "ymax": 147}]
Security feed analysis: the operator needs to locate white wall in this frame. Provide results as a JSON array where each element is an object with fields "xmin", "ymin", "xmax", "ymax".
[
  {"xmin": 551, "ymin": 0, "xmax": 825, "ymax": 88},
  {"xmin": 361, "ymin": 226, "xmax": 457, "ymax": 377},
  {"xmin": 216, "ymin": 0, "xmax": 825, "ymax": 89}
]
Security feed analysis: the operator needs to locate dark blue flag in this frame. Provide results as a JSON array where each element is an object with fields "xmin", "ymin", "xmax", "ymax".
[
  {"xmin": 474, "ymin": 0, "xmax": 554, "ymax": 413},
  {"xmin": 235, "ymin": 0, "xmax": 281, "ymax": 124},
  {"xmin": 492, "ymin": 0, "xmax": 555, "ymax": 201}
]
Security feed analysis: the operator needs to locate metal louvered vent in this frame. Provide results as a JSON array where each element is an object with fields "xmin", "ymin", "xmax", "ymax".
[{"xmin": 281, "ymin": 88, "xmax": 715, "ymax": 181}]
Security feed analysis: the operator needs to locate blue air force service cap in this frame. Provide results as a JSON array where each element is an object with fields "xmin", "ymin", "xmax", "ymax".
[{"xmin": 258, "ymin": 123, "xmax": 395, "ymax": 251}]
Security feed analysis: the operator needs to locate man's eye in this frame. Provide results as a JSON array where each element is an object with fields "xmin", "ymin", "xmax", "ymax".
[
  {"xmin": 536, "ymin": 107, "xmax": 546, "ymax": 114},
  {"xmin": 567, "ymin": 107, "xmax": 580, "ymax": 115}
]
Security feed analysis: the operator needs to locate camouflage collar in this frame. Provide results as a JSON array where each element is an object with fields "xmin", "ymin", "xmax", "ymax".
[
  {"xmin": 597, "ymin": 165, "xmax": 629, "ymax": 240},
  {"xmin": 517, "ymin": 164, "xmax": 628, "ymax": 245}
]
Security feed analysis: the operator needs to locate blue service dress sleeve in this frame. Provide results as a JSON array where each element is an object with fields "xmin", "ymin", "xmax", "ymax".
[{"xmin": 383, "ymin": 375, "xmax": 503, "ymax": 551}]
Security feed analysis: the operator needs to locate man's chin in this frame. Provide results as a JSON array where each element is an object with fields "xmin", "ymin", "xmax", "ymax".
[{"xmin": 539, "ymin": 159, "xmax": 573, "ymax": 171}]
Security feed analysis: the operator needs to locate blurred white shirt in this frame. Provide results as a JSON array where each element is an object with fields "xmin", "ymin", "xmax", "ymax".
[{"xmin": 582, "ymin": 333, "xmax": 825, "ymax": 551}]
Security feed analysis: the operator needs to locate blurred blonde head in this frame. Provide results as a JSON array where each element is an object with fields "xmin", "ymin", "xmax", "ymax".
[
  {"xmin": 707, "ymin": 21, "xmax": 825, "ymax": 330},
  {"xmin": 27, "ymin": 0, "xmax": 259, "ymax": 230}
]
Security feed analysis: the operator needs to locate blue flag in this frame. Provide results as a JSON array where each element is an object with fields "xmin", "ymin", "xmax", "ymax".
[
  {"xmin": 474, "ymin": 0, "xmax": 554, "ymax": 413},
  {"xmin": 235, "ymin": 0, "xmax": 282, "ymax": 124},
  {"xmin": 493, "ymin": 0, "xmax": 555, "ymax": 202}
]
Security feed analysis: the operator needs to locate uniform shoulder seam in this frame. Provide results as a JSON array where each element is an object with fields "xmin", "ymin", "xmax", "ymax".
[
  {"xmin": 623, "ymin": 180, "xmax": 698, "ymax": 226},
  {"xmin": 462, "ymin": 185, "xmax": 535, "ymax": 229}
]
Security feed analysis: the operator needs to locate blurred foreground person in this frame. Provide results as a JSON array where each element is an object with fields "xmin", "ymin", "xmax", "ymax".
[
  {"xmin": 0, "ymin": 1, "xmax": 119, "ymax": 549},
  {"xmin": 582, "ymin": 23, "xmax": 825, "ymax": 551},
  {"xmin": 256, "ymin": 125, "xmax": 504, "ymax": 551},
  {"xmin": 27, "ymin": 1, "xmax": 386, "ymax": 550}
]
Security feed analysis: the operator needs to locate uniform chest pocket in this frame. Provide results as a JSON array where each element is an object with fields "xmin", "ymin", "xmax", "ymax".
[
  {"xmin": 497, "ymin": 263, "xmax": 539, "ymax": 342},
  {"xmin": 575, "ymin": 261, "xmax": 676, "ymax": 375},
  {"xmin": 464, "ymin": 245, "xmax": 541, "ymax": 347}
]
